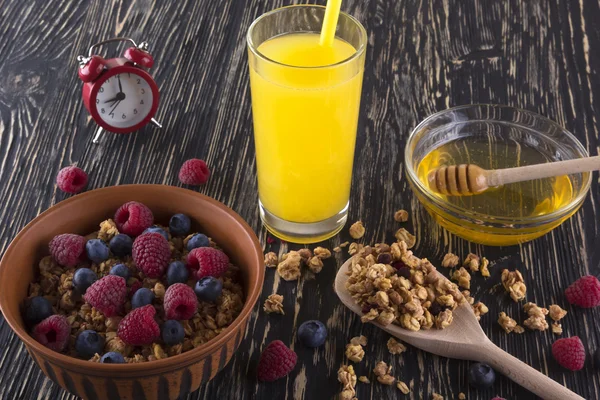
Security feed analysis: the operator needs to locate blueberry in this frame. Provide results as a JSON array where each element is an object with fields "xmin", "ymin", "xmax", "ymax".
[
  {"xmin": 110, "ymin": 264, "xmax": 130, "ymax": 279},
  {"xmin": 167, "ymin": 261, "xmax": 189, "ymax": 286},
  {"xmin": 298, "ymin": 320, "xmax": 327, "ymax": 348},
  {"xmin": 22, "ymin": 296, "xmax": 53, "ymax": 327},
  {"xmin": 143, "ymin": 226, "xmax": 169, "ymax": 241},
  {"xmin": 109, "ymin": 234, "xmax": 133, "ymax": 257},
  {"xmin": 161, "ymin": 320, "xmax": 185, "ymax": 345},
  {"xmin": 100, "ymin": 351, "xmax": 125, "ymax": 363},
  {"xmin": 86, "ymin": 239, "xmax": 110, "ymax": 264},
  {"xmin": 73, "ymin": 268, "xmax": 98, "ymax": 294},
  {"xmin": 131, "ymin": 288, "xmax": 155, "ymax": 309},
  {"xmin": 468, "ymin": 362, "xmax": 496, "ymax": 389},
  {"xmin": 187, "ymin": 233, "xmax": 209, "ymax": 251},
  {"xmin": 75, "ymin": 330, "xmax": 105, "ymax": 359},
  {"xmin": 169, "ymin": 214, "xmax": 191, "ymax": 237},
  {"xmin": 194, "ymin": 277, "xmax": 223, "ymax": 302}
]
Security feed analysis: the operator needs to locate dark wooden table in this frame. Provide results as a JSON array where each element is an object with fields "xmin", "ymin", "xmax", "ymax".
[{"xmin": 1, "ymin": 0, "xmax": 599, "ymax": 399}]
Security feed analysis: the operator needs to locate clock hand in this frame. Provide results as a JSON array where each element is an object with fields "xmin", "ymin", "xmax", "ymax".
[
  {"xmin": 117, "ymin": 74, "xmax": 123, "ymax": 94},
  {"xmin": 104, "ymin": 96, "xmax": 119, "ymax": 104},
  {"xmin": 109, "ymin": 100, "xmax": 121, "ymax": 115}
]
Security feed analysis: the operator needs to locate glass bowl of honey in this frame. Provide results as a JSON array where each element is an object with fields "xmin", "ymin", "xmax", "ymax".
[{"xmin": 405, "ymin": 104, "xmax": 591, "ymax": 246}]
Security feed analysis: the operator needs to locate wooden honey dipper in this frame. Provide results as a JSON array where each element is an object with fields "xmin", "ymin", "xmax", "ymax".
[{"xmin": 427, "ymin": 155, "xmax": 600, "ymax": 196}]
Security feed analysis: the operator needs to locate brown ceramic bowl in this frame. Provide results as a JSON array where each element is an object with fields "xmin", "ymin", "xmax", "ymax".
[{"xmin": 0, "ymin": 185, "xmax": 264, "ymax": 400}]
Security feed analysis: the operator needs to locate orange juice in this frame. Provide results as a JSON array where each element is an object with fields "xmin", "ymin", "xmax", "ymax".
[{"xmin": 249, "ymin": 33, "xmax": 364, "ymax": 224}]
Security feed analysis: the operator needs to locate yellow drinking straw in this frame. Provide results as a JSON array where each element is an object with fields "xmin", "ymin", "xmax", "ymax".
[{"xmin": 319, "ymin": 0, "xmax": 343, "ymax": 47}]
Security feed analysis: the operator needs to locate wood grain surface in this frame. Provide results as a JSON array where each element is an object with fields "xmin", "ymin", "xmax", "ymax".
[{"xmin": 0, "ymin": 0, "xmax": 599, "ymax": 399}]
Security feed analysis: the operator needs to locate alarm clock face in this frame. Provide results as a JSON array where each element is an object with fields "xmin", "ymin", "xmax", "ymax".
[{"xmin": 93, "ymin": 71, "xmax": 154, "ymax": 129}]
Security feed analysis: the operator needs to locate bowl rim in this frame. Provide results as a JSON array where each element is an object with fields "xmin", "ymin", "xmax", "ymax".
[
  {"xmin": 0, "ymin": 184, "xmax": 264, "ymax": 374},
  {"xmin": 404, "ymin": 104, "xmax": 592, "ymax": 225}
]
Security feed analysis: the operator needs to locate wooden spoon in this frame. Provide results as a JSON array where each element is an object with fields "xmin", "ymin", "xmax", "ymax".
[
  {"xmin": 427, "ymin": 155, "xmax": 600, "ymax": 196},
  {"xmin": 334, "ymin": 258, "xmax": 584, "ymax": 400}
]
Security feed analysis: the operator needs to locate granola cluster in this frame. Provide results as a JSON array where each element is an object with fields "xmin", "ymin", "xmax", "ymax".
[
  {"xmin": 274, "ymin": 247, "xmax": 332, "ymax": 281},
  {"xmin": 338, "ymin": 365, "xmax": 358, "ymax": 400},
  {"xmin": 498, "ymin": 303, "xmax": 567, "ymax": 335},
  {"xmin": 263, "ymin": 294, "xmax": 284, "ymax": 315},
  {"xmin": 501, "ymin": 269, "xmax": 527, "ymax": 302}
]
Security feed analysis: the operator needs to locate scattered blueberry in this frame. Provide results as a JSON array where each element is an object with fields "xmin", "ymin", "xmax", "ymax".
[
  {"xmin": 143, "ymin": 226, "xmax": 169, "ymax": 241},
  {"xmin": 161, "ymin": 320, "xmax": 185, "ymax": 345},
  {"xmin": 169, "ymin": 213, "xmax": 191, "ymax": 237},
  {"xmin": 75, "ymin": 330, "xmax": 105, "ymax": 359},
  {"xmin": 194, "ymin": 277, "xmax": 223, "ymax": 302},
  {"xmin": 298, "ymin": 320, "xmax": 327, "ymax": 348},
  {"xmin": 131, "ymin": 288, "xmax": 155, "ymax": 309},
  {"xmin": 109, "ymin": 234, "xmax": 133, "ymax": 257},
  {"xmin": 86, "ymin": 239, "xmax": 110, "ymax": 264},
  {"xmin": 187, "ymin": 233, "xmax": 209, "ymax": 251},
  {"xmin": 468, "ymin": 362, "xmax": 496, "ymax": 389},
  {"xmin": 22, "ymin": 296, "xmax": 53, "ymax": 327},
  {"xmin": 100, "ymin": 351, "xmax": 125, "ymax": 363},
  {"xmin": 73, "ymin": 268, "xmax": 98, "ymax": 294},
  {"xmin": 110, "ymin": 264, "xmax": 130, "ymax": 280},
  {"xmin": 167, "ymin": 261, "xmax": 189, "ymax": 286}
]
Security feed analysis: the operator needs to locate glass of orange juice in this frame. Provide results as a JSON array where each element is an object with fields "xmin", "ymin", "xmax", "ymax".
[{"xmin": 247, "ymin": 5, "xmax": 367, "ymax": 243}]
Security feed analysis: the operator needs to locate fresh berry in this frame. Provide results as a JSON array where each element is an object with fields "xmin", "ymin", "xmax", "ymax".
[
  {"xmin": 565, "ymin": 275, "xmax": 600, "ymax": 308},
  {"xmin": 117, "ymin": 305, "xmax": 160, "ymax": 346},
  {"xmin": 132, "ymin": 232, "xmax": 171, "ymax": 278},
  {"xmin": 75, "ymin": 330, "xmax": 105, "ymax": 359},
  {"xmin": 163, "ymin": 283, "xmax": 197, "ymax": 320},
  {"xmin": 22, "ymin": 296, "xmax": 53, "ymax": 328},
  {"xmin": 468, "ymin": 363, "xmax": 496, "ymax": 389},
  {"xmin": 194, "ymin": 277, "xmax": 223, "ymax": 302},
  {"xmin": 161, "ymin": 320, "xmax": 185, "ymax": 345},
  {"xmin": 552, "ymin": 336, "xmax": 586, "ymax": 371},
  {"xmin": 143, "ymin": 226, "xmax": 169, "ymax": 241},
  {"xmin": 73, "ymin": 268, "xmax": 98, "ymax": 294},
  {"xmin": 129, "ymin": 280, "xmax": 143, "ymax": 297},
  {"xmin": 100, "ymin": 352, "xmax": 125, "ymax": 363},
  {"xmin": 56, "ymin": 166, "xmax": 88, "ymax": 194},
  {"xmin": 377, "ymin": 253, "xmax": 392, "ymax": 264},
  {"xmin": 110, "ymin": 264, "xmax": 130, "ymax": 280},
  {"xmin": 266, "ymin": 236, "xmax": 276, "ymax": 244},
  {"xmin": 131, "ymin": 288, "xmax": 155, "ymax": 309},
  {"xmin": 83, "ymin": 275, "xmax": 127, "ymax": 317},
  {"xmin": 186, "ymin": 233, "xmax": 209, "ymax": 251},
  {"xmin": 109, "ymin": 234, "xmax": 133, "ymax": 257},
  {"xmin": 187, "ymin": 247, "xmax": 229, "ymax": 279},
  {"xmin": 257, "ymin": 340, "xmax": 297, "ymax": 382},
  {"xmin": 178, "ymin": 159, "xmax": 210, "ymax": 185},
  {"xmin": 594, "ymin": 347, "xmax": 600, "ymax": 368},
  {"xmin": 114, "ymin": 201, "xmax": 154, "ymax": 236},
  {"xmin": 169, "ymin": 213, "xmax": 191, "ymax": 237},
  {"xmin": 49, "ymin": 233, "xmax": 87, "ymax": 267},
  {"xmin": 86, "ymin": 239, "xmax": 110, "ymax": 264},
  {"xmin": 32, "ymin": 315, "xmax": 70, "ymax": 352},
  {"xmin": 167, "ymin": 261, "xmax": 189, "ymax": 286},
  {"xmin": 298, "ymin": 320, "xmax": 327, "ymax": 348},
  {"xmin": 396, "ymin": 266, "xmax": 411, "ymax": 279}
]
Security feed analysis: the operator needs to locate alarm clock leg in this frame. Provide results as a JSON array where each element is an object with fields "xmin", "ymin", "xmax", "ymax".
[
  {"xmin": 151, "ymin": 118, "xmax": 162, "ymax": 129},
  {"xmin": 92, "ymin": 127, "xmax": 104, "ymax": 144}
]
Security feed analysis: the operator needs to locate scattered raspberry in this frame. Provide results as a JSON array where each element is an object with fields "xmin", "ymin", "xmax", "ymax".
[
  {"xmin": 56, "ymin": 166, "xmax": 88, "ymax": 194},
  {"xmin": 565, "ymin": 275, "xmax": 600, "ymax": 308},
  {"xmin": 117, "ymin": 305, "xmax": 160, "ymax": 346},
  {"xmin": 266, "ymin": 236, "xmax": 276, "ymax": 244},
  {"xmin": 129, "ymin": 280, "xmax": 143, "ymax": 297},
  {"xmin": 163, "ymin": 283, "xmax": 198, "ymax": 320},
  {"xmin": 257, "ymin": 340, "xmax": 297, "ymax": 382},
  {"xmin": 132, "ymin": 232, "xmax": 171, "ymax": 278},
  {"xmin": 83, "ymin": 275, "xmax": 127, "ymax": 317},
  {"xmin": 178, "ymin": 159, "xmax": 210, "ymax": 185},
  {"xmin": 187, "ymin": 247, "xmax": 229, "ymax": 279},
  {"xmin": 49, "ymin": 233, "xmax": 87, "ymax": 267},
  {"xmin": 32, "ymin": 315, "xmax": 70, "ymax": 352},
  {"xmin": 552, "ymin": 336, "xmax": 586, "ymax": 371},
  {"xmin": 114, "ymin": 201, "xmax": 154, "ymax": 236}
]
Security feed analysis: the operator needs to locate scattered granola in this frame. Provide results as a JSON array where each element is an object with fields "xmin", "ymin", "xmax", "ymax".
[
  {"xmin": 334, "ymin": 246, "xmax": 342, "ymax": 253},
  {"xmin": 394, "ymin": 209, "xmax": 409, "ymax": 222},
  {"xmin": 340, "ymin": 241, "xmax": 350, "ymax": 248},
  {"xmin": 277, "ymin": 251, "xmax": 302, "ymax": 281},
  {"xmin": 297, "ymin": 248, "xmax": 312, "ymax": 262},
  {"xmin": 264, "ymin": 252, "xmax": 278, "ymax": 268},
  {"xmin": 349, "ymin": 221, "xmax": 366, "ymax": 239},
  {"xmin": 386, "ymin": 337, "xmax": 407, "ymax": 355},
  {"xmin": 338, "ymin": 364, "xmax": 358, "ymax": 400},
  {"xmin": 549, "ymin": 304, "xmax": 567, "ymax": 321},
  {"xmin": 523, "ymin": 302, "xmax": 549, "ymax": 331},
  {"xmin": 501, "ymin": 269, "xmax": 527, "ymax": 302},
  {"xmin": 552, "ymin": 323, "xmax": 563, "ymax": 335},
  {"xmin": 263, "ymin": 294, "xmax": 284, "ymax": 315},
  {"xmin": 397, "ymin": 380, "xmax": 410, "ymax": 394},
  {"xmin": 348, "ymin": 242, "xmax": 364, "ymax": 256},
  {"xmin": 314, "ymin": 246, "xmax": 332, "ymax": 259},
  {"xmin": 373, "ymin": 361, "xmax": 395, "ymax": 385},
  {"xmin": 463, "ymin": 253, "xmax": 480, "ymax": 272},
  {"xmin": 345, "ymin": 341, "xmax": 365, "ymax": 363},
  {"xmin": 307, "ymin": 257, "xmax": 324, "ymax": 274},
  {"xmin": 498, "ymin": 312, "xmax": 524, "ymax": 334},
  {"xmin": 358, "ymin": 376, "xmax": 370, "ymax": 384},
  {"xmin": 441, "ymin": 253, "xmax": 459, "ymax": 268},
  {"xmin": 350, "ymin": 335, "xmax": 368, "ymax": 346},
  {"xmin": 472, "ymin": 302, "xmax": 489, "ymax": 321},
  {"xmin": 480, "ymin": 257, "xmax": 490, "ymax": 277},
  {"xmin": 458, "ymin": 393, "xmax": 466, "ymax": 400},
  {"xmin": 394, "ymin": 228, "xmax": 416, "ymax": 248},
  {"xmin": 432, "ymin": 393, "xmax": 443, "ymax": 400},
  {"xmin": 451, "ymin": 267, "xmax": 471, "ymax": 289}
]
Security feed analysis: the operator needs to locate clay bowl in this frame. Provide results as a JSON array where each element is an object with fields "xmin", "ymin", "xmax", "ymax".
[{"xmin": 0, "ymin": 185, "xmax": 264, "ymax": 400}]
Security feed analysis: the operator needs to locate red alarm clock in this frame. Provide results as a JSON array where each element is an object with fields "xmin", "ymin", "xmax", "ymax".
[{"xmin": 77, "ymin": 37, "xmax": 162, "ymax": 143}]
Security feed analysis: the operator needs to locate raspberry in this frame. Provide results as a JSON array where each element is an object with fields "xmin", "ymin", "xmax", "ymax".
[
  {"xmin": 132, "ymin": 232, "xmax": 171, "ymax": 278},
  {"xmin": 56, "ymin": 166, "xmax": 88, "ymax": 194},
  {"xmin": 552, "ymin": 336, "xmax": 586, "ymax": 371},
  {"xmin": 178, "ymin": 159, "xmax": 210, "ymax": 185},
  {"xmin": 49, "ymin": 234, "xmax": 87, "ymax": 267},
  {"xmin": 117, "ymin": 305, "xmax": 160, "ymax": 346},
  {"xmin": 187, "ymin": 247, "xmax": 229, "ymax": 279},
  {"xmin": 32, "ymin": 315, "xmax": 70, "ymax": 352},
  {"xmin": 257, "ymin": 340, "xmax": 297, "ymax": 382},
  {"xmin": 114, "ymin": 201, "xmax": 154, "ymax": 236},
  {"xmin": 83, "ymin": 275, "xmax": 127, "ymax": 317},
  {"xmin": 565, "ymin": 275, "xmax": 600, "ymax": 308},
  {"xmin": 163, "ymin": 283, "xmax": 197, "ymax": 320}
]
